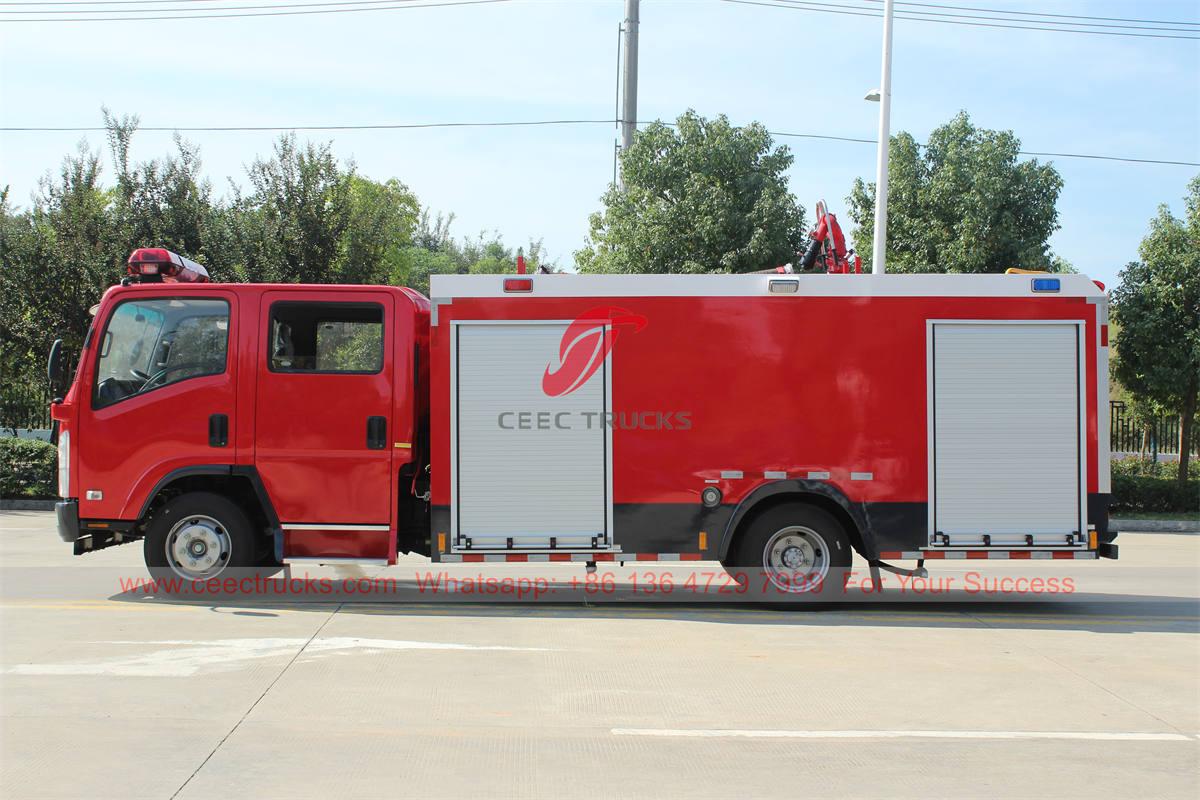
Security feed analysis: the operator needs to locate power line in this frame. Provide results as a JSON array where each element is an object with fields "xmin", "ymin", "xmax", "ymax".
[
  {"xmin": 6, "ymin": 0, "xmax": 1197, "ymax": 29},
  {"xmin": 0, "ymin": 0, "xmax": 229, "ymax": 4},
  {"xmin": 0, "ymin": 0, "xmax": 508, "ymax": 20},
  {"xmin": 720, "ymin": 0, "xmax": 1200, "ymax": 39},
  {"xmin": 2, "ymin": 117, "xmax": 1196, "ymax": 167},
  {"xmin": 862, "ymin": 0, "xmax": 1200, "ymax": 27},
  {"xmin": 5, "ymin": 0, "xmax": 1198, "ymax": 39},
  {"xmin": 0, "ymin": 1, "xmax": 231, "ymax": 4},
  {"xmin": 0, "ymin": 0, "xmax": 446, "ymax": 14},
  {"xmin": 0, "ymin": 119, "xmax": 614, "ymax": 132},
  {"xmin": 766, "ymin": 0, "xmax": 1195, "ymax": 32}
]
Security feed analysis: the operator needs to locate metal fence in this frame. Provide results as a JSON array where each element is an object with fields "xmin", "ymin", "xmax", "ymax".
[
  {"xmin": 1110, "ymin": 401, "xmax": 1197, "ymax": 456},
  {"xmin": 0, "ymin": 380, "xmax": 52, "ymax": 433},
  {"xmin": 2, "ymin": 380, "xmax": 1194, "ymax": 456}
]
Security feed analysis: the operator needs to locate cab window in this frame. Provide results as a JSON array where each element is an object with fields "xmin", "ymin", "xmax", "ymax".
[
  {"xmin": 93, "ymin": 298, "xmax": 229, "ymax": 408},
  {"xmin": 269, "ymin": 303, "xmax": 384, "ymax": 374}
]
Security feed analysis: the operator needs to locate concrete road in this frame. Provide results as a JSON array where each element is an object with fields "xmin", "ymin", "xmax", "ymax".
[{"xmin": 1, "ymin": 510, "xmax": 1198, "ymax": 799}]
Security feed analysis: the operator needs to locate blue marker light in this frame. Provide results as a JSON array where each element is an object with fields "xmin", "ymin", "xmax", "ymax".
[{"xmin": 1031, "ymin": 278, "xmax": 1061, "ymax": 293}]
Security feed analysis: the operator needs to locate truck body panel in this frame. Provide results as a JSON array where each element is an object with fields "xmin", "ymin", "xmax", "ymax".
[
  {"xmin": 52, "ymin": 269, "xmax": 1114, "ymax": 573},
  {"xmin": 428, "ymin": 273, "xmax": 1109, "ymax": 562}
]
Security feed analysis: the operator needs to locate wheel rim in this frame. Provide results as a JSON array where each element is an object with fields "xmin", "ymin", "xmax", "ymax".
[
  {"xmin": 762, "ymin": 525, "xmax": 830, "ymax": 593},
  {"xmin": 165, "ymin": 515, "xmax": 231, "ymax": 579}
]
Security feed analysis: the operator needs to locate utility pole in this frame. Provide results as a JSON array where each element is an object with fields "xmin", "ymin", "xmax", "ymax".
[
  {"xmin": 619, "ymin": 0, "xmax": 640, "ymax": 188},
  {"xmin": 870, "ymin": 0, "xmax": 895, "ymax": 274}
]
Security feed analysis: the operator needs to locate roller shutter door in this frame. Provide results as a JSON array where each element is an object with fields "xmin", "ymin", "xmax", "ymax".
[
  {"xmin": 454, "ymin": 323, "xmax": 608, "ymax": 549},
  {"xmin": 932, "ymin": 323, "xmax": 1083, "ymax": 546}
]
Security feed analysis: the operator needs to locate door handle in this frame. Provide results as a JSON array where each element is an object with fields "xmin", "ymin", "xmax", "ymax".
[
  {"xmin": 209, "ymin": 414, "xmax": 229, "ymax": 448},
  {"xmin": 367, "ymin": 416, "xmax": 387, "ymax": 450}
]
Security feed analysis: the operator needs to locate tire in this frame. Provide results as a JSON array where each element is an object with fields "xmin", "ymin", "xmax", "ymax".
[
  {"xmin": 144, "ymin": 492, "xmax": 259, "ymax": 583},
  {"xmin": 725, "ymin": 503, "xmax": 853, "ymax": 596}
]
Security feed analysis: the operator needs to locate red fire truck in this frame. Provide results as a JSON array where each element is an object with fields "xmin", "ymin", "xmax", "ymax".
[{"xmin": 48, "ymin": 248, "xmax": 1117, "ymax": 593}]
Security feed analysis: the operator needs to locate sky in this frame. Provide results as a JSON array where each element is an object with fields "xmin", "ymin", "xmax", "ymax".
[{"xmin": 1, "ymin": 0, "xmax": 1198, "ymax": 290}]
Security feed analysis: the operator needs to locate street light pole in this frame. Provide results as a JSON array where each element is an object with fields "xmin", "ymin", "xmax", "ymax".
[{"xmin": 870, "ymin": 0, "xmax": 895, "ymax": 275}]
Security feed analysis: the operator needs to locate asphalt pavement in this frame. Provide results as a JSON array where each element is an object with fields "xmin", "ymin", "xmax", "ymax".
[{"xmin": 1, "ymin": 510, "xmax": 1197, "ymax": 799}]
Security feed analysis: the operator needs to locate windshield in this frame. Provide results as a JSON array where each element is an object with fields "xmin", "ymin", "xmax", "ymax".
[{"xmin": 93, "ymin": 297, "xmax": 229, "ymax": 408}]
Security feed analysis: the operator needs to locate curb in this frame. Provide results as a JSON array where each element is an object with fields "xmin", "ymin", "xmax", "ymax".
[
  {"xmin": 0, "ymin": 499, "xmax": 57, "ymax": 511},
  {"xmin": 1112, "ymin": 518, "xmax": 1200, "ymax": 534}
]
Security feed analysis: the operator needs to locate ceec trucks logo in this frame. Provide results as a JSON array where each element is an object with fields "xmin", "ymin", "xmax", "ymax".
[{"xmin": 542, "ymin": 306, "xmax": 647, "ymax": 397}]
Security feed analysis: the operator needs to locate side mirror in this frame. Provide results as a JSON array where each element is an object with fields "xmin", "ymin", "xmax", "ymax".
[{"xmin": 46, "ymin": 339, "xmax": 67, "ymax": 399}]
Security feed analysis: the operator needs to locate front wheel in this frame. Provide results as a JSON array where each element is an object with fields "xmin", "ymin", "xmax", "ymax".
[
  {"xmin": 144, "ymin": 492, "xmax": 258, "ymax": 583},
  {"xmin": 726, "ymin": 504, "xmax": 853, "ymax": 596}
]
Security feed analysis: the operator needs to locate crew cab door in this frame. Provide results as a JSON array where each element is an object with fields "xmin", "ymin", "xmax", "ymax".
[
  {"xmin": 78, "ymin": 292, "xmax": 238, "ymax": 520},
  {"xmin": 254, "ymin": 291, "xmax": 395, "ymax": 528}
]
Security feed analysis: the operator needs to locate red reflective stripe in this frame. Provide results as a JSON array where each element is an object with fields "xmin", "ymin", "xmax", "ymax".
[
  {"xmin": 505, "ymin": 554, "xmax": 528, "ymax": 562},
  {"xmin": 594, "ymin": 553, "xmax": 616, "ymax": 561},
  {"xmin": 462, "ymin": 554, "xmax": 485, "ymax": 563},
  {"xmin": 549, "ymin": 553, "xmax": 572, "ymax": 562},
  {"xmin": 679, "ymin": 553, "xmax": 703, "ymax": 561},
  {"xmin": 1052, "ymin": 551, "xmax": 1075, "ymax": 559},
  {"xmin": 879, "ymin": 551, "xmax": 903, "ymax": 560},
  {"xmin": 1009, "ymin": 551, "xmax": 1033, "ymax": 559},
  {"xmin": 637, "ymin": 553, "xmax": 658, "ymax": 561},
  {"xmin": 922, "ymin": 551, "xmax": 946, "ymax": 559},
  {"xmin": 966, "ymin": 551, "xmax": 990, "ymax": 559}
]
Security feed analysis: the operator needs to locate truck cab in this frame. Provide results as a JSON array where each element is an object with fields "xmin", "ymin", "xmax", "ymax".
[{"xmin": 51, "ymin": 251, "xmax": 431, "ymax": 580}]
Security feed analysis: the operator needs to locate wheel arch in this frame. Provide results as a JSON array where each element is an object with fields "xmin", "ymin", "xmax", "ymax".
[
  {"xmin": 719, "ymin": 480, "xmax": 875, "ymax": 561},
  {"xmin": 137, "ymin": 465, "xmax": 279, "ymax": 535}
]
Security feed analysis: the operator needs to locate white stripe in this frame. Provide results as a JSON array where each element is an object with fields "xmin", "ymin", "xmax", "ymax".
[
  {"xmin": 284, "ymin": 557, "xmax": 388, "ymax": 565},
  {"xmin": 610, "ymin": 728, "xmax": 1191, "ymax": 742},
  {"xmin": 281, "ymin": 524, "xmax": 390, "ymax": 531}
]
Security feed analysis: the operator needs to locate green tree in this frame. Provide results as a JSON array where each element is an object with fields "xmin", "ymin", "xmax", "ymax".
[
  {"xmin": 339, "ymin": 176, "xmax": 420, "ymax": 284},
  {"xmin": 389, "ymin": 211, "xmax": 554, "ymax": 293},
  {"xmin": 1111, "ymin": 176, "xmax": 1200, "ymax": 485},
  {"xmin": 241, "ymin": 134, "xmax": 354, "ymax": 284},
  {"xmin": 1, "ymin": 144, "xmax": 118, "ymax": 377},
  {"xmin": 104, "ymin": 110, "xmax": 215, "ymax": 266},
  {"xmin": 575, "ymin": 110, "xmax": 807, "ymax": 273},
  {"xmin": 848, "ymin": 112, "xmax": 1064, "ymax": 273}
]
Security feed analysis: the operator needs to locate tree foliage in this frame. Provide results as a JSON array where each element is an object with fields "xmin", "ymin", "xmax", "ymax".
[
  {"xmin": 1111, "ymin": 176, "xmax": 1200, "ymax": 483},
  {"xmin": 575, "ymin": 110, "xmax": 807, "ymax": 274},
  {"xmin": 848, "ymin": 112, "xmax": 1064, "ymax": 273}
]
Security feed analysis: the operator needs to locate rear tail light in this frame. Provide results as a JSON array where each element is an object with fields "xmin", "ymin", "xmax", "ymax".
[{"xmin": 503, "ymin": 278, "xmax": 533, "ymax": 293}]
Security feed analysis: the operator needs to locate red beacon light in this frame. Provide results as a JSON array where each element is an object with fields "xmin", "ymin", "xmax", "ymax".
[{"xmin": 126, "ymin": 248, "xmax": 211, "ymax": 283}]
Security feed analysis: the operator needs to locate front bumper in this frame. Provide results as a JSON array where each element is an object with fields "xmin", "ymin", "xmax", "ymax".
[{"xmin": 55, "ymin": 499, "xmax": 79, "ymax": 543}]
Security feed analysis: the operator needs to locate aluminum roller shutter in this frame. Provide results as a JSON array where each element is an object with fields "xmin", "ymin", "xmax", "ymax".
[
  {"xmin": 454, "ymin": 323, "xmax": 608, "ymax": 549},
  {"xmin": 932, "ymin": 323, "xmax": 1083, "ymax": 546}
]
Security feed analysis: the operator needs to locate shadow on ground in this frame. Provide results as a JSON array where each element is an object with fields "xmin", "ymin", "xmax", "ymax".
[{"xmin": 103, "ymin": 588, "xmax": 1200, "ymax": 634}]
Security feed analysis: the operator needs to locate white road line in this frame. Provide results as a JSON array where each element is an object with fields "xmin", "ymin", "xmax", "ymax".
[
  {"xmin": 6, "ymin": 637, "xmax": 552, "ymax": 677},
  {"xmin": 610, "ymin": 728, "xmax": 1194, "ymax": 742}
]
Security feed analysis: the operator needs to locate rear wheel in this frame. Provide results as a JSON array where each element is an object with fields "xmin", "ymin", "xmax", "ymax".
[
  {"xmin": 726, "ymin": 503, "xmax": 852, "ymax": 596},
  {"xmin": 144, "ymin": 492, "xmax": 259, "ymax": 583}
]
